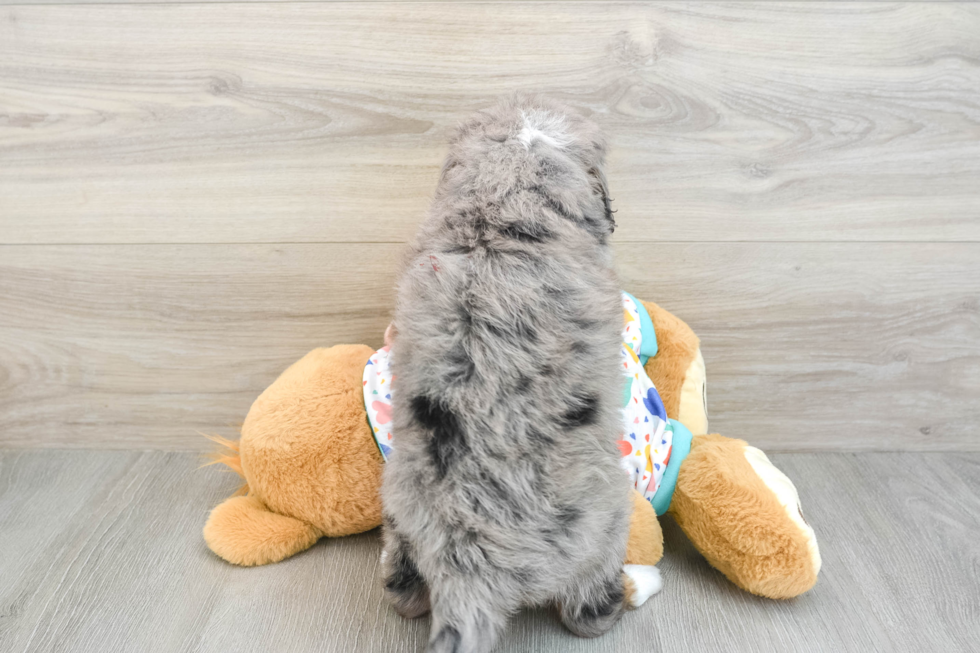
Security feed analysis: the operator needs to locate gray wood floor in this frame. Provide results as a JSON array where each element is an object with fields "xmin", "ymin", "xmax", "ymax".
[{"xmin": 1, "ymin": 449, "xmax": 978, "ymax": 652}]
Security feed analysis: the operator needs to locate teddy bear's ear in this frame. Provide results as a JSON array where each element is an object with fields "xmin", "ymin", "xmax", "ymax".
[{"xmin": 203, "ymin": 495, "xmax": 321, "ymax": 566}]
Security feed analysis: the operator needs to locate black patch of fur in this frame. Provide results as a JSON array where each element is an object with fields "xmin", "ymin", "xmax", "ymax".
[
  {"xmin": 483, "ymin": 317, "xmax": 539, "ymax": 345},
  {"xmin": 579, "ymin": 575, "xmax": 625, "ymax": 621},
  {"xmin": 412, "ymin": 395, "xmax": 468, "ymax": 480},
  {"xmin": 570, "ymin": 317, "xmax": 600, "ymax": 331},
  {"xmin": 515, "ymin": 319, "xmax": 539, "ymax": 343},
  {"xmin": 443, "ymin": 243, "xmax": 475, "ymax": 255},
  {"xmin": 588, "ymin": 167, "xmax": 616, "ymax": 233},
  {"xmin": 444, "ymin": 342, "xmax": 476, "ymax": 385},
  {"xmin": 499, "ymin": 222, "xmax": 554, "ymax": 244},
  {"xmin": 555, "ymin": 504, "xmax": 582, "ymax": 527},
  {"xmin": 484, "ymin": 474, "xmax": 511, "ymax": 504},
  {"xmin": 385, "ymin": 541, "xmax": 425, "ymax": 595},
  {"xmin": 561, "ymin": 393, "xmax": 599, "ymax": 428},
  {"xmin": 540, "ymin": 504, "xmax": 582, "ymax": 549},
  {"xmin": 481, "ymin": 244, "xmax": 539, "ymax": 266},
  {"xmin": 486, "ymin": 447, "xmax": 508, "ymax": 462},
  {"xmin": 488, "ymin": 479, "xmax": 524, "ymax": 522},
  {"xmin": 529, "ymin": 185, "xmax": 576, "ymax": 223},
  {"xmin": 570, "ymin": 341, "xmax": 590, "ymax": 354},
  {"xmin": 516, "ymin": 375, "xmax": 532, "ymax": 394}
]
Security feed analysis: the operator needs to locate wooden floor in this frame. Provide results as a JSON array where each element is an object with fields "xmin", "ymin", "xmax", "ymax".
[
  {"xmin": 2, "ymin": 2, "xmax": 978, "ymax": 452},
  {"xmin": 0, "ymin": 449, "xmax": 978, "ymax": 653}
]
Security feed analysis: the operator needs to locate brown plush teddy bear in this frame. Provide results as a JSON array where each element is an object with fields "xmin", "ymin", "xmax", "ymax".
[{"xmin": 203, "ymin": 297, "xmax": 820, "ymax": 602}]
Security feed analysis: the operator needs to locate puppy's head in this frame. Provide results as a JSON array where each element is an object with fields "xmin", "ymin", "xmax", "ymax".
[{"xmin": 441, "ymin": 95, "xmax": 615, "ymax": 241}]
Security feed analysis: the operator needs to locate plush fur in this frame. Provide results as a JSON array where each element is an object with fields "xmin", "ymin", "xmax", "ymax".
[
  {"xmin": 204, "ymin": 495, "xmax": 321, "ymax": 566},
  {"xmin": 640, "ymin": 300, "xmax": 701, "ymax": 424},
  {"xmin": 203, "ymin": 345, "xmax": 384, "ymax": 566},
  {"xmin": 381, "ymin": 96, "xmax": 631, "ymax": 652},
  {"xmin": 625, "ymin": 489, "xmax": 664, "ymax": 567},
  {"xmin": 240, "ymin": 345, "xmax": 384, "ymax": 537}
]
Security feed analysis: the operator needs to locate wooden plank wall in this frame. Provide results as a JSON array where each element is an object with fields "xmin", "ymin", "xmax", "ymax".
[{"xmin": 1, "ymin": 3, "xmax": 978, "ymax": 451}]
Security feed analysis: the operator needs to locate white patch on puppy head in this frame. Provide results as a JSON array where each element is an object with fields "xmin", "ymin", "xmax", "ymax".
[
  {"xmin": 623, "ymin": 564, "xmax": 663, "ymax": 607},
  {"xmin": 518, "ymin": 110, "xmax": 570, "ymax": 150}
]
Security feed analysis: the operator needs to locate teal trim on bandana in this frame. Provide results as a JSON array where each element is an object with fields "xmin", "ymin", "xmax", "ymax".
[
  {"xmin": 623, "ymin": 291, "xmax": 657, "ymax": 365},
  {"xmin": 650, "ymin": 419, "xmax": 693, "ymax": 516}
]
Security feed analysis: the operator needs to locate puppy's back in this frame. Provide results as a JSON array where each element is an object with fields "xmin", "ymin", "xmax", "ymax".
[{"xmin": 382, "ymin": 96, "xmax": 631, "ymax": 653}]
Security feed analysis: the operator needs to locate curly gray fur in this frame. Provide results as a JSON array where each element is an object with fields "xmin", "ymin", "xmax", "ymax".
[{"xmin": 381, "ymin": 96, "xmax": 632, "ymax": 653}]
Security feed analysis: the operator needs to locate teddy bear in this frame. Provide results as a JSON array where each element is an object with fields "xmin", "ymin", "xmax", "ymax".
[{"xmin": 203, "ymin": 295, "xmax": 820, "ymax": 603}]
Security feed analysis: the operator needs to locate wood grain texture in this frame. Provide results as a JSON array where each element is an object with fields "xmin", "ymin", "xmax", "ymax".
[
  {"xmin": 1, "ymin": 450, "xmax": 978, "ymax": 652},
  {"xmin": 1, "ymin": 2, "xmax": 978, "ymax": 244},
  {"xmin": 618, "ymin": 243, "xmax": 980, "ymax": 452},
  {"xmin": 1, "ymin": 242, "xmax": 977, "ymax": 451},
  {"xmin": 0, "ymin": 244, "xmax": 398, "ymax": 449}
]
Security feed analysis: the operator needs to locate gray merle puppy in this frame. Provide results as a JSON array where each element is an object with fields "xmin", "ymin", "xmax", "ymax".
[{"xmin": 381, "ymin": 96, "xmax": 631, "ymax": 653}]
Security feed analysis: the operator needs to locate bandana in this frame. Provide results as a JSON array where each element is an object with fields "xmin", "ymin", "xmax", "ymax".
[{"xmin": 363, "ymin": 292, "xmax": 692, "ymax": 514}]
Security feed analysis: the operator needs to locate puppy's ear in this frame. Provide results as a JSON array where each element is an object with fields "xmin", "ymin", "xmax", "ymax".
[
  {"xmin": 588, "ymin": 166, "xmax": 615, "ymax": 235},
  {"xmin": 438, "ymin": 157, "xmax": 460, "ymax": 185}
]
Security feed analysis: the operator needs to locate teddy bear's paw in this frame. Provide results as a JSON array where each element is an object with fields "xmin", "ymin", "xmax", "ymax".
[{"xmin": 623, "ymin": 564, "xmax": 662, "ymax": 608}]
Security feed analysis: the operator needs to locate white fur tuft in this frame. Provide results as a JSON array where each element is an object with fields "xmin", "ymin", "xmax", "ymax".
[
  {"xmin": 623, "ymin": 564, "xmax": 663, "ymax": 607},
  {"xmin": 518, "ymin": 110, "xmax": 570, "ymax": 149}
]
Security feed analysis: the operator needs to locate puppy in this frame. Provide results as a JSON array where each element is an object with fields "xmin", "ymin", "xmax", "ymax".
[{"xmin": 381, "ymin": 96, "xmax": 631, "ymax": 653}]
